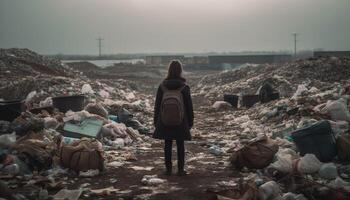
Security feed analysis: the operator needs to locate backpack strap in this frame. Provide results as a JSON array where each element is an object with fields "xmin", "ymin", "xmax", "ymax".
[
  {"xmin": 161, "ymin": 84, "xmax": 186, "ymax": 93},
  {"xmin": 161, "ymin": 84, "xmax": 169, "ymax": 92}
]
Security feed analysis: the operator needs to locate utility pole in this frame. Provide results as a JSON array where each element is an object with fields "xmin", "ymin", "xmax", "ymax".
[
  {"xmin": 292, "ymin": 33, "xmax": 298, "ymax": 57},
  {"xmin": 97, "ymin": 37, "xmax": 104, "ymax": 57}
]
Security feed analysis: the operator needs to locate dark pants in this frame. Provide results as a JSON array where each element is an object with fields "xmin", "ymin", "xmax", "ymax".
[{"xmin": 164, "ymin": 140, "xmax": 185, "ymax": 171}]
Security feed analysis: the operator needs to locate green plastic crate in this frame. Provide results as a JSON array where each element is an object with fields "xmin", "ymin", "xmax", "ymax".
[{"xmin": 63, "ymin": 119, "xmax": 103, "ymax": 139}]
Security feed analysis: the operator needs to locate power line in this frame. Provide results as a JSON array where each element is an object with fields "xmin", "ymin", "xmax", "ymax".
[
  {"xmin": 97, "ymin": 37, "xmax": 104, "ymax": 57},
  {"xmin": 292, "ymin": 33, "xmax": 299, "ymax": 57}
]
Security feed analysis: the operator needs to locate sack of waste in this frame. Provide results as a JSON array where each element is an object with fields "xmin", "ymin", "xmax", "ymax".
[
  {"xmin": 60, "ymin": 138, "xmax": 104, "ymax": 172},
  {"xmin": 84, "ymin": 102, "xmax": 108, "ymax": 118},
  {"xmin": 12, "ymin": 132, "xmax": 55, "ymax": 171},
  {"xmin": 230, "ymin": 136, "xmax": 278, "ymax": 169},
  {"xmin": 11, "ymin": 113, "xmax": 45, "ymax": 136},
  {"xmin": 337, "ymin": 134, "xmax": 350, "ymax": 161},
  {"xmin": 206, "ymin": 180, "xmax": 258, "ymax": 200}
]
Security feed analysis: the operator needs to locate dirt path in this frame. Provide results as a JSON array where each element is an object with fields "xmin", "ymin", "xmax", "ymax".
[
  {"xmin": 65, "ymin": 106, "xmax": 237, "ymax": 200},
  {"xmin": 69, "ymin": 141, "xmax": 233, "ymax": 199}
]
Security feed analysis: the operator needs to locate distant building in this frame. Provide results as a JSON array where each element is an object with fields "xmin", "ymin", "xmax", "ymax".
[
  {"xmin": 192, "ymin": 56, "xmax": 209, "ymax": 65},
  {"xmin": 184, "ymin": 56, "xmax": 208, "ymax": 65},
  {"xmin": 314, "ymin": 51, "xmax": 350, "ymax": 57},
  {"xmin": 145, "ymin": 55, "xmax": 185, "ymax": 66},
  {"xmin": 208, "ymin": 54, "xmax": 291, "ymax": 67}
]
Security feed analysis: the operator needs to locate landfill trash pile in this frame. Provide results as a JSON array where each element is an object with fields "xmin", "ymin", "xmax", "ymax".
[
  {"xmin": 194, "ymin": 56, "xmax": 350, "ymax": 104},
  {"xmin": 191, "ymin": 56, "xmax": 350, "ymax": 199},
  {"xmin": 0, "ymin": 49, "xmax": 159, "ymax": 199},
  {"xmin": 2, "ymin": 48, "xmax": 350, "ymax": 199},
  {"xmin": 0, "ymin": 48, "xmax": 74, "ymax": 79}
]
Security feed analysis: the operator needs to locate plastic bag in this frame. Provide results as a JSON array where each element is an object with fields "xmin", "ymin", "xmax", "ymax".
[
  {"xmin": 292, "ymin": 84, "xmax": 308, "ymax": 99},
  {"xmin": 98, "ymin": 90, "xmax": 110, "ymax": 99},
  {"xmin": 329, "ymin": 120, "xmax": 349, "ymax": 135},
  {"xmin": 282, "ymin": 192, "xmax": 308, "ymax": 200},
  {"xmin": 141, "ymin": 175, "xmax": 166, "ymax": 186},
  {"xmin": 297, "ymin": 154, "xmax": 322, "ymax": 174},
  {"xmin": 319, "ymin": 163, "xmax": 338, "ymax": 180},
  {"xmin": 321, "ymin": 98, "xmax": 350, "ymax": 122},
  {"xmin": 269, "ymin": 153, "xmax": 293, "ymax": 173},
  {"xmin": 258, "ymin": 181, "xmax": 281, "ymax": 200},
  {"xmin": 84, "ymin": 103, "xmax": 108, "ymax": 118},
  {"xmin": 0, "ymin": 132, "xmax": 16, "ymax": 148},
  {"xmin": 212, "ymin": 101, "xmax": 232, "ymax": 110},
  {"xmin": 81, "ymin": 84, "xmax": 94, "ymax": 94},
  {"xmin": 44, "ymin": 117, "xmax": 59, "ymax": 129}
]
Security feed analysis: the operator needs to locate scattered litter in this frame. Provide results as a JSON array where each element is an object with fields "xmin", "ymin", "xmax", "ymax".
[
  {"xmin": 130, "ymin": 166, "xmax": 154, "ymax": 171},
  {"xmin": 53, "ymin": 189, "xmax": 82, "ymax": 200},
  {"xmin": 79, "ymin": 169, "xmax": 100, "ymax": 177},
  {"xmin": 141, "ymin": 175, "xmax": 166, "ymax": 186}
]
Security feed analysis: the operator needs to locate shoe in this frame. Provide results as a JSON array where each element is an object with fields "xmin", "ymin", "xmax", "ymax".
[
  {"xmin": 164, "ymin": 170, "xmax": 172, "ymax": 176},
  {"xmin": 176, "ymin": 170, "xmax": 187, "ymax": 176},
  {"xmin": 164, "ymin": 162, "xmax": 172, "ymax": 176}
]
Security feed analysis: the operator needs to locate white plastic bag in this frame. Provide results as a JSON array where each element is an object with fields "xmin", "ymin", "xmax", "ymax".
[
  {"xmin": 212, "ymin": 101, "xmax": 231, "ymax": 110},
  {"xmin": 25, "ymin": 91, "xmax": 37, "ymax": 103},
  {"xmin": 297, "ymin": 154, "xmax": 322, "ymax": 174},
  {"xmin": 81, "ymin": 84, "xmax": 94, "ymax": 94},
  {"xmin": 292, "ymin": 84, "xmax": 308, "ymax": 99},
  {"xmin": 39, "ymin": 97, "xmax": 53, "ymax": 107},
  {"xmin": 98, "ymin": 90, "xmax": 110, "ymax": 99},
  {"xmin": 321, "ymin": 98, "xmax": 350, "ymax": 122},
  {"xmin": 141, "ymin": 175, "xmax": 166, "ymax": 186},
  {"xmin": 269, "ymin": 153, "xmax": 293, "ymax": 173}
]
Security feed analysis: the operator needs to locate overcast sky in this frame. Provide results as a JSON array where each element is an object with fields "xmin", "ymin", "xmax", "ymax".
[{"xmin": 0, "ymin": 0, "xmax": 349, "ymax": 55}]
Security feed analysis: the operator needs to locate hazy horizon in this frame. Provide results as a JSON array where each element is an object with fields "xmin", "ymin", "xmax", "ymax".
[{"xmin": 1, "ymin": 0, "xmax": 349, "ymax": 55}]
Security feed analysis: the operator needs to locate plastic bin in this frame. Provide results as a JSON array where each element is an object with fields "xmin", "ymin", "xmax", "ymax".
[
  {"xmin": 63, "ymin": 119, "xmax": 103, "ymax": 139},
  {"xmin": 223, "ymin": 94, "xmax": 239, "ymax": 108},
  {"xmin": 241, "ymin": 95, "xmax": 260, "ymax": 108},
  {"xmin": 0, "ymin": 100, "xmax": 24, "ymax": 121},
  {"xmin": 52, "ymin": 95, "xmax": 86, "ymax": 113},
  {"xmin": 291, "ymin": 120, "xmax": 337, "ymax": 162}
]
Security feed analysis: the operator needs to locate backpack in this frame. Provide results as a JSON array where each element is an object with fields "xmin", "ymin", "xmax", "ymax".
[{"xmin": 160, "ymin": 84, "xmax": 185, "ymax": 126}]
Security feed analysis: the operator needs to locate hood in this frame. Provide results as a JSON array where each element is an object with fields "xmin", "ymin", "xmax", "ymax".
[{"xmin": 162, "ymin": 79, "xmax": 186, "ymax": 90}]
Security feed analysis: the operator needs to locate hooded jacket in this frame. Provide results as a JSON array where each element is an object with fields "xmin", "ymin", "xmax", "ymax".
[{"xmin": 153, "ymin": 78, "xmax": 194, "ymax": 140}]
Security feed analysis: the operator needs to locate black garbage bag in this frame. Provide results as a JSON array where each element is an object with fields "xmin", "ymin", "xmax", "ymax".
[{"xmin": 258, "ymin": 82, "xmax": 275, "ymax": 103}]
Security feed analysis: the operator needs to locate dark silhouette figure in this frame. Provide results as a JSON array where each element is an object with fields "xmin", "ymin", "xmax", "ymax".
[{"xmin": 153, "ymin": 60, "xmax": 194, "ymax": 176}]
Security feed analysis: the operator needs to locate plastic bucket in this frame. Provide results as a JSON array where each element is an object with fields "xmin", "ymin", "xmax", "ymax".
[
  {"xmin": 52, "ymin": 95, "xmax": 86, "ymax": 113},
  {"xmin": 291, "ymin": 120, "xmax": 336, "ymax": 162},
  {"xmin": 0, "ymin": 100, "xmax": 24, "ymax": 121},
  {"xmin": 241, "ymin": 95, "xmax": 260, "ymax": 108},
  {"xmin": 223, "ymin": 94, "xmax": 239, "ymax": 108}
]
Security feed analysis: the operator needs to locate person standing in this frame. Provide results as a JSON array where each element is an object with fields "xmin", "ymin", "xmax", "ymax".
[{"xmin": 153, "ymin": 60, "xmax": 194, "ymax": 176}]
